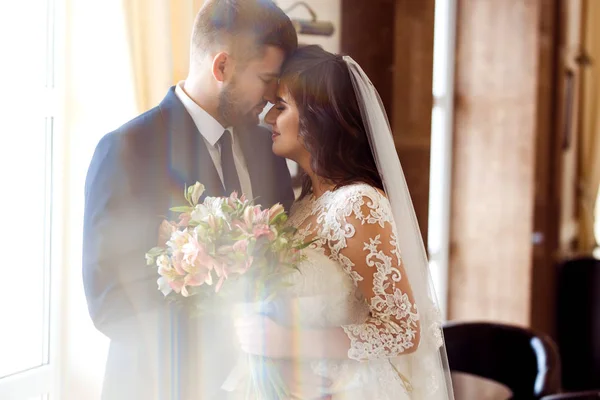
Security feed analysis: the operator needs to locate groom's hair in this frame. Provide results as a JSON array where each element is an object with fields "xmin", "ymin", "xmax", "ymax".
[{"xmin": 191, "ymin": 0, "xmax": 297, "ymax": 63}]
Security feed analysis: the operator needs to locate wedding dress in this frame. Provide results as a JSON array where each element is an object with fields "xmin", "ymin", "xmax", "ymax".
[
  {"xmin": 224, "ymin": 53, "xmax": 453, "ymax": 399},
  {"xmin": 262, "ymin": 182, "xmax": 448, "ymax": 399}
]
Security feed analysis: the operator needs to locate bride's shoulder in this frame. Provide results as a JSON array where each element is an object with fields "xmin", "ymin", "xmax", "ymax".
[
  {"xmin": 332, "ymin": 182, "xmax": 387, "ymax": 203},
  {"xmin": 323, "ymin": 183, "xmax": 394, "ymax": 227},
  {"xmin": 326, "ymin": 183, "xmax": 392, "ymax": 218}
]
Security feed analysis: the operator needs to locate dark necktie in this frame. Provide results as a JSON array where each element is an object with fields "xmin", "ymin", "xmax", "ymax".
[{"xmin": 218, "ymin": 129, "xmax": 242, "ymax": 195}]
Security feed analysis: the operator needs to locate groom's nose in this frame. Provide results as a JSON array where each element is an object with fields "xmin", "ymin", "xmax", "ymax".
[
  {"xmin": 264, "ymin": 81, "xmax": 279, "ymax": 103},
  {"xmin": 264, "ymin": 105, "xmax": 277, "ymax": 125}
]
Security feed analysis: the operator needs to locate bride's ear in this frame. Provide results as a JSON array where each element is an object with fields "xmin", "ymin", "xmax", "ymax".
[{"xmin": 212, "ymin": 52, "xmax": 233, "ymax": 83}]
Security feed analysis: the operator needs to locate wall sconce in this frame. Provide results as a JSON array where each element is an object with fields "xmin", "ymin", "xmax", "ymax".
[{"xmin": 281, "ymin": 1, "xmax": 335, "ymax": 36}]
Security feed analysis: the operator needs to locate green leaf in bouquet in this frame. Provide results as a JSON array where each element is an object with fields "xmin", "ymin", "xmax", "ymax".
[
  {"xmin": 269, "ymin": 212, "xmax": 288, "ymax": 226},
  {"xmin": 170, "ymin": 205, "xmax": 193, "ymax": 213},
  {"xmin": 184, "ymin": 183, "xmax": 190, "ymax": 203},
  {"xmin": 279, "ymin": 226, "xmax": 297, "ymax": 235},
  {"xmin": 221, "ymin": 203, "xmax": 235, "ymax": 214},
  {"xmin": 295, "ymin": 237, "xmax": 318, "ymax": 250},
  {"xmin": 195, "ymin": 221, "xmax": 210, "ymax": 229},
  {"xmin": 145, "ymin": 247, "xmax": 164, "ymax": 265}
]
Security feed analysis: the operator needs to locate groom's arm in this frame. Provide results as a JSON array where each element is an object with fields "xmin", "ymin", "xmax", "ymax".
[{"xmin": 82, "ymin": 131, "xmax": 164, "ymax": 342}]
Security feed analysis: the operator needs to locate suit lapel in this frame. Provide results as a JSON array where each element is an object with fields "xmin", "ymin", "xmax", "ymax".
[{"xmin": 158, "ymin": 87, "xmax": 225, "ymax": 205}]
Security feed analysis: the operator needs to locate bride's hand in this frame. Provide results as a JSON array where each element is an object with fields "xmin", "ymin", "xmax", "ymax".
[{"xmin": 234, "ymin": 314, "xmax": 292, "ymax": 358}]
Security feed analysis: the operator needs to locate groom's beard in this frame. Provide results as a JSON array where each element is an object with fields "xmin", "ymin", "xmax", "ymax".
[{"xmin": 218, "ymin": 80, "xmax": 265, "ymax": 127}]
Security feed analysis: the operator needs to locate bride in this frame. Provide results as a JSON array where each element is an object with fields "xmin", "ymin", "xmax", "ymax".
[{"xmin": 229, "ymin": 45, "xmax": 454, "ymax": 399}]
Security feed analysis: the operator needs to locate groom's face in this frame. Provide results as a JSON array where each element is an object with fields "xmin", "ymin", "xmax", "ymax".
[{"xmin": 219, "ymin": 45, "xmax": 285, "ymax": 126}]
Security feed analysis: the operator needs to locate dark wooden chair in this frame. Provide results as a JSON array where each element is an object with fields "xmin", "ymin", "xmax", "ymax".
[
  {"xmin": 541, "ymin": 390, "xmax": 600, "ymax": 400},
  {"xmin": 443, "ymin": 321, "xmax": 562, "ymax": 399},
  {"xmin": 556, "ymin": 256, "xmax": 600, "ymax": 392}
]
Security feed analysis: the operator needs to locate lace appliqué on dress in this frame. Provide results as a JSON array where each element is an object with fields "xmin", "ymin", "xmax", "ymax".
[{"xmin": 287, "ymin": 184, "xmax": 420, "ymax": 362}]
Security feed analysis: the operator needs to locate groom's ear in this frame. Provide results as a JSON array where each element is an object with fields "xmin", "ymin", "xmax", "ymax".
[{"xmin": 212, "ymin": 52, "xmax": 233, "ymax": 83}]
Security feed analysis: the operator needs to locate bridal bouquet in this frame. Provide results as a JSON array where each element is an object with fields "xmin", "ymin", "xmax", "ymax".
[
  {"xmin": 145, "ymin": 182, "xmax": 306, "ymax": 398},
  {"xmin": 145, "ymin": 182, "xmax": 305, "ymax": 311}
]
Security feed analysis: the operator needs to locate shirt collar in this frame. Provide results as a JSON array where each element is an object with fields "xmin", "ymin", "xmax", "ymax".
[{"xmin": 175, "ymin": 81, "xmax": 233, "ymax": 146}]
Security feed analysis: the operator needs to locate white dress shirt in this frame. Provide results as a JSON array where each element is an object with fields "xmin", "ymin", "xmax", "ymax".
[{"xmin": 175, "ymin": 82, "xmax": 253, "ymax": 199}]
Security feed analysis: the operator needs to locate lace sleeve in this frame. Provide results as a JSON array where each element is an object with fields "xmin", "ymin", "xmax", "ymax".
[{"xmin": 329, "ymin": 191, "xmax": 421, "ymax": 361}]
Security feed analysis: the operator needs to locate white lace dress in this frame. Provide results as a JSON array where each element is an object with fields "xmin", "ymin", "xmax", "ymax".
[
  {"xmin": 275, "ymin": 182, "xmax": 421, "ymax": 399},
  {"xmin": 225, "ymin": 182, "xmax": 448, "ymax": 399}
]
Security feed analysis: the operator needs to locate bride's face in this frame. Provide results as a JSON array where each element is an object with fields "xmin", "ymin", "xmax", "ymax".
[{"xmin": 264, "ymin": 84, "xmax": 310, "ymax": 164}]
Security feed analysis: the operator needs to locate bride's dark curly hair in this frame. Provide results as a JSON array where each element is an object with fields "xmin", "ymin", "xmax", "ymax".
[{"xmin": 280, "ymin": 45, "xmax": 384, "ymax": 199}]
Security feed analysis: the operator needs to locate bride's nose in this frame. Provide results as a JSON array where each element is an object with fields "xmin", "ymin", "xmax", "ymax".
[{"xmin": 264, "ymin": 105, "xmax": 277, "ymax": 126}]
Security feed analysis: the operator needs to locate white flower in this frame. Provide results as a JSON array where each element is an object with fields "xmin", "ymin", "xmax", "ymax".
[
  {"xmin": 157, "ymin": 276, "xmax": 173, "ymax": 296},
  {"xmin": 203, "ymin": 197, "xmax": 227, "ymax": 219},
  {"xmin": 157, "ymin": 254, "xmax": 170, "ymax": 270},
  {"xmin": 191, "ymin": 204, "xmax": 210, "ymax": 223},
  {"xmin": 190, "ymin": 182, "xmax": 205, "ymax": 205},
  {"xmin": 167, "ymin": 230, "xmax": 191, "ymax": 251}
]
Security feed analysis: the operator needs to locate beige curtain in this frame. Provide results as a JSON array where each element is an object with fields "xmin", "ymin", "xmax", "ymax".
[
  {"xmin": 578, "ymin": 0, "xmax": 600, "ymax": 251},
  {"xmin": 122, "ymin": 0, "xmax": 205, "ymax": 113}
]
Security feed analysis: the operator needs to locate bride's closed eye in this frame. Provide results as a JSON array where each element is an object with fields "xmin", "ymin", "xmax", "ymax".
[{"xmin": 274, "ymin": 97, "xmax": 287, "ymax": 111}]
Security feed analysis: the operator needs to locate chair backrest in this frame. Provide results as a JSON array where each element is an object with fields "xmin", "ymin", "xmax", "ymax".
[
  {"xmin": 541, "ymin": 390, "xmax": 600, "ymax": 400},
  {"xmin": 556, "ymin": 256, "xmax": 600, "ymax": 391},
  {"xmin": 443, "ymin": 321, "xmax": 562, "ymax": 399}
]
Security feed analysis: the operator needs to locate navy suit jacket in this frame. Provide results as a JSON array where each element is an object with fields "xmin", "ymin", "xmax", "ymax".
[{"xmin": 82, "ymin": 87, "xmax": 294, "ymax": 399}]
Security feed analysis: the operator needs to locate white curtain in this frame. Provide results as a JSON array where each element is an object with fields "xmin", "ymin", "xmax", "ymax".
[
  {"xmin": 122, "ymin": 0, "xmax": 204, "ymax": 112},
  {"xmin": 58, "ymin": 1, "xmax": 206, "ymax": 398},
  {"xmin": 60, "ymin": 0, "xmax": 137, "ymax": 398}
]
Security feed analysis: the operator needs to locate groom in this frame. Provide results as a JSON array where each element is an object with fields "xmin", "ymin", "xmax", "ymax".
[{"xmin": 83, "ymin": 1, "xmax": 296, "ymax": 399}]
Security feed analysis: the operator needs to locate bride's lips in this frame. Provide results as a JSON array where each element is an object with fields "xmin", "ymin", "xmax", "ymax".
[{"xmin": 272, "ymin": 130, "xmax": 281, "ymax": 140}]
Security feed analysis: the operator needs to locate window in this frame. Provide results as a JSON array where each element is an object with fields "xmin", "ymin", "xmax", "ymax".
[
  {"xmin": 428, "ymin": 0, "xmax": 457, "ymax": 320},
  {"xmin": 0, "ymin": 0, "xmax": 62, "ymax": 398}
]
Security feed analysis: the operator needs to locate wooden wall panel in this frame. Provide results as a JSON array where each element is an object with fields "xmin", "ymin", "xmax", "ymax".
[
  {"xmin": 341, "ymin": 0, "xmax": 434, "ymax": 242},
  {"xmin": 530, "ymin": 0, "xmax": 561, "ymax": 336},
  {"xmin": 341, "ymin": 0, "xmax": 395, "ymax": 113},
  {"xmin": 448, "ymin": 0, "xmax": 545, "ymax": 324},
  {"xmin": 392, "ymin": 0, "xmax": 436, "ymax": 241}
]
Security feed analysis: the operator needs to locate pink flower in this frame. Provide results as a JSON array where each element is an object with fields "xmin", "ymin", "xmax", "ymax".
[
  {"xmin": 253, "ymin": 208, "xmax": 270, "ymax": 225},
  {"xmin": 172, "ymin": 252, "xmax": 186, "ymax": 276},
  {"xmin": 252, "ymin": 224, "xmax": 274, "ymax": 240},
  {"xmin": 168, "ymin": 230, "xmax": 190, "ymax": 251},
  {"xmin": 158, "ymin": 220, "xmax": 177, "ymax": 246},
  {"xmin": 169, "ymin": 279, "xmax": 185, "ymax": 294},
  {"xmin": 227, "ymin": 192, "xmax": 239, "ymax": 208},
  {"xmin": 181, "ymin": 234, "xmax": 208, "ymax": 266},
  {"xmin": 233, "ymin": 239, "xmax": 249, "ymax": 253},
  {"xmin": 178, "ymin": 212, "xmax": 191, "ymax": 227},
  {"xmin": 185, "ymin": 270, "xmax": 212, "ymax": 287}
]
